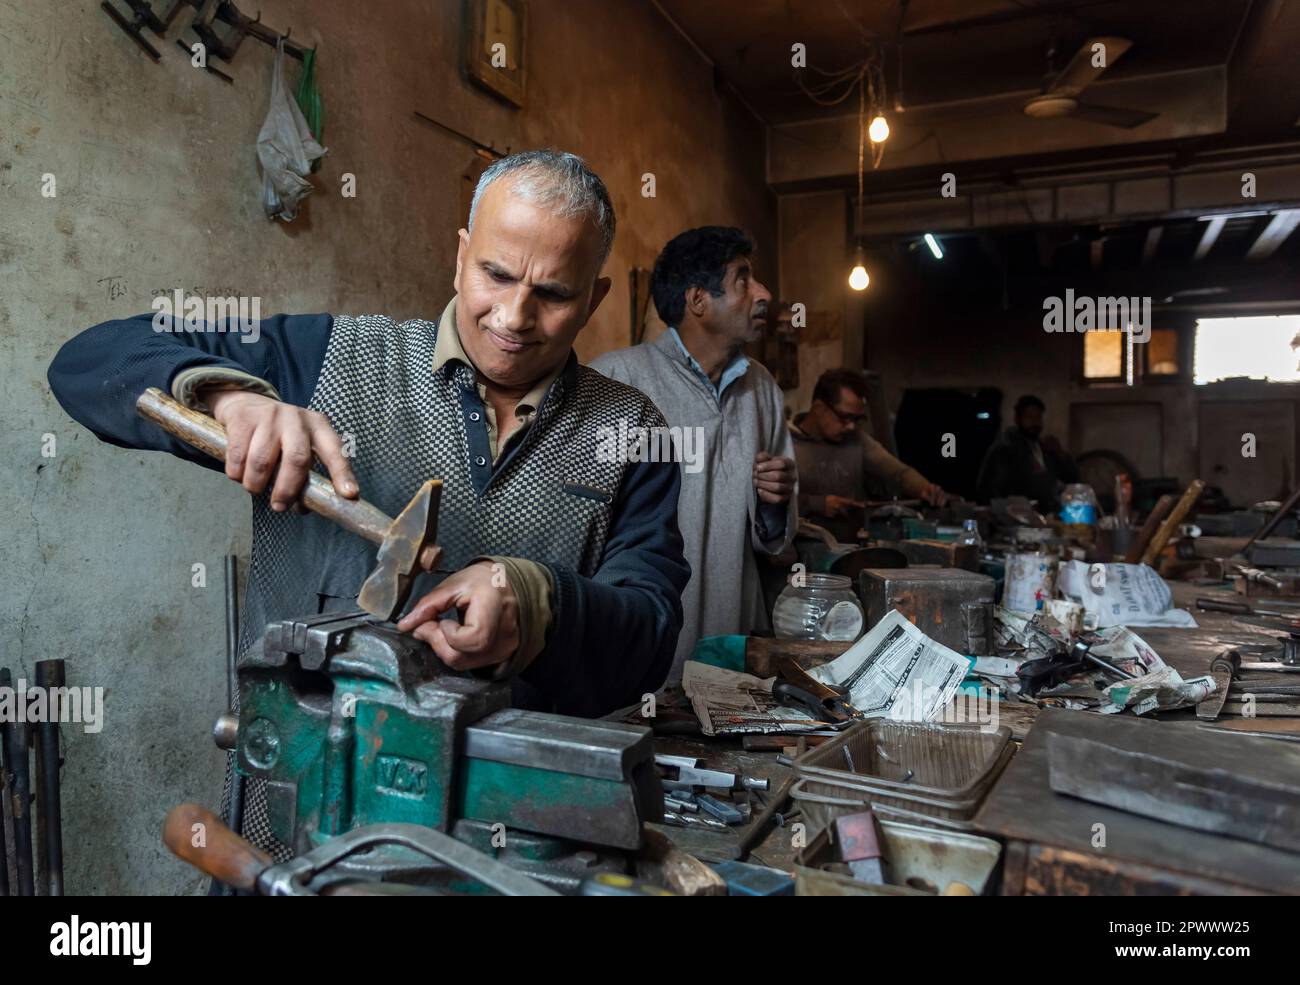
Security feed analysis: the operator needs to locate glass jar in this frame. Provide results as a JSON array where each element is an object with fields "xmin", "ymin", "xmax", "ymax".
[{"xmin": 772, "ymin": 574, "xmax": 865, "ymax": 642}]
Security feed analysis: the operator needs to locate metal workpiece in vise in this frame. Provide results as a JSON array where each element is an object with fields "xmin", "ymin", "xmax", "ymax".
[{"xmin": 214, "ymin": 612, "xmax": 664, "ymax": 887}]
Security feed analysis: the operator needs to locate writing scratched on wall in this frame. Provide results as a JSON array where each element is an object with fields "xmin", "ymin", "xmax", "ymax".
[{"xmin": 97, "ymin": 275, "xmax": 128, "ymax": 301}]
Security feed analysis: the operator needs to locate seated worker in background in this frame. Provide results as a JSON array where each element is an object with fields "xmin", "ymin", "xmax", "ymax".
[
  {"xmin": 48, "ymin": 149, "xmax": 688, "ymax": 720},
  {"xmin": 976, "ymin": 393, "xmax": 1079, "ymax": 512},
  {"xmin": 592, "ymin": 227, "xmax": 796, "ymax": 682},
  {"xmin": 792, "ymin": 368, "xmax": 947, "ymax": 544}
]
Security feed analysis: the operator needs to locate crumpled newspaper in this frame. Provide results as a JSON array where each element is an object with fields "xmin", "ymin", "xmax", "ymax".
[
  {"xmin": 256, "ymin": 39, "xmax": 327, "ymax": 221},
  {"xmin": 1090, "ymin": 626, "xmax": 1217, "ymax": 714},
  {"xmin": 990, "ymin": 612, "xmax": 1216, "ymax": 714},
  {"xmin": 681, "ymin": 662, "xmax": 814, "ymax": 736}
]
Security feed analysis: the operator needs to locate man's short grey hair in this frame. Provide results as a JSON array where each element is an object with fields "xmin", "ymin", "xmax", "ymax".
[{"xmin": 468, "ymin": 149, "xmax": 616, "ymax": 269}]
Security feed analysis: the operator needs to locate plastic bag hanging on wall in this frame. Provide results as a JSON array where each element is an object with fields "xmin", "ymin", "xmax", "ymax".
[{"xmin": 257, "ymin": 39, "xmax": 326, "ymax": 221}]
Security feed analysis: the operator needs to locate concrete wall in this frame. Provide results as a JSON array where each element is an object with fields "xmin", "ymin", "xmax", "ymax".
[{"xmin": 0, "ymin": 0, "xmax": 774, "ymax": 894}]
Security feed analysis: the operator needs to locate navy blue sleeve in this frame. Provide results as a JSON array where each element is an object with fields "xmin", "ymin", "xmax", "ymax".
[
  {"xmin": 528, "ymin": 458, "xmax": 689, "ymax": 717},
  {"xmin": 47, "ymin": 312, "xmax": 333, "ymax": 470},
  {"xmin": 755, "ymin": 501, "xmax": 789, "ymax": 541}
]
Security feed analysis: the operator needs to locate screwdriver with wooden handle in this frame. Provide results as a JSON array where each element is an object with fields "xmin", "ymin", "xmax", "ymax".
[{"xmin": 135, "ymin": 387, "xmax": 442, "ymax": 620}]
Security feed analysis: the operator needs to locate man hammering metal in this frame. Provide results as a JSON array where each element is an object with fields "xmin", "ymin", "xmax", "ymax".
[{"xmin": 49, "ymin": 151, "xmax": 690, "ymax": 861}]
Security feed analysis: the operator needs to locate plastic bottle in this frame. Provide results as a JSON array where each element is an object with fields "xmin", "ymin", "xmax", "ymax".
[
  {"xmin": 1059, "ymin": 483, "xmax": 1099, "ymax": 526},
  {"xmin": 957, "ymin": 518, "xmax": 983, "ymax": 548}
]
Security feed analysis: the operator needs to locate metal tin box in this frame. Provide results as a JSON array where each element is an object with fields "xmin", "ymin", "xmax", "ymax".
[{"xmin": 857, "ymin": 568, "xmax": 997, "ymax": 655}]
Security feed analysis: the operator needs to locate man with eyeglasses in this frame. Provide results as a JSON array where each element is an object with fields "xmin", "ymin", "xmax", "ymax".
[{"xmin": 792, "ymin": 368, "xmax": 946, "ymax": 543}]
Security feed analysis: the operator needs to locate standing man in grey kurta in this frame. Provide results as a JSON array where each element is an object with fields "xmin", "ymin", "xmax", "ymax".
[{"xmin": 592, "ymin": 227, "xmax": 797, "ymax": 680}]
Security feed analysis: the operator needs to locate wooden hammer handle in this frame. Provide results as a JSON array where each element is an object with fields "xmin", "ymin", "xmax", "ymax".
[
  {"xmin": 137, "ymin": 387, "xmax": 393, "ymax": 545},
  {"xmin": 1124, "ymin": 493, "xmax": 1175, "ymax": 563},
  {"xmin": 162, "ymin": 803, "xmax": 272, "ymax": 892},
  {"xmin": 1141, "ymin": 479, "xmax": 1206, "ymax": 567}
]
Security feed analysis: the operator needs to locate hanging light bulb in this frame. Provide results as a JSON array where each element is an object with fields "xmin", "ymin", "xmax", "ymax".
[
  {"xmin": 868, "ymin": 114, "xmax": 890, "ymax": 143},
  {"xmin": 848, "ymin": 245, "xmax": 870, "ymax": 291},
  {"xmin": 848, "ymin": 74, "xmax": 873, "ymax": 292}
]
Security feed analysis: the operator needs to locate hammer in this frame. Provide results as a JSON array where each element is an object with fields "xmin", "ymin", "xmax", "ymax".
[{"xmin": 136, "ymin": 388, "xmax": 442, "ymax": 621}]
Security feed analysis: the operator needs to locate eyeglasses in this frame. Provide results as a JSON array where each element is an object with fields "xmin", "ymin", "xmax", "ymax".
[{"xmin": 827, "ymin": 404, "xmax": 868, "ymax": 426}]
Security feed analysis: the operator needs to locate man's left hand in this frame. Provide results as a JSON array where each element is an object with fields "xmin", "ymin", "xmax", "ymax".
[
  {"xmin": 396, "ymin": 561, "xmax": 519, "ymax": 671},
  {"xmin": 753, "ymin": 451, "xmax": 796, "ymax": 505}
]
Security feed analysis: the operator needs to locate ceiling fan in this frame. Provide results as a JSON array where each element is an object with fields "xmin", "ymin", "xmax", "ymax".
[{"xmin": 1023, "ymin": 36, "xmax": 1158, "ymax": 129}]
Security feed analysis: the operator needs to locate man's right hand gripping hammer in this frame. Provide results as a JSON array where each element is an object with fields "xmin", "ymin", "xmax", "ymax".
[{"xmin": 136, "ymin": 388, "xmax": 441, "ymax": 622}]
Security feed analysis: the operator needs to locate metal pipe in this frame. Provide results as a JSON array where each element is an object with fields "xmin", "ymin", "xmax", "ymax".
[
  {"xmin": 33, "ymin": 659, "xmax": 65, "ymax": 895},
  {"xmin": 1242, "ymin": 484, "xmax": 1300, "ymax": 555},
  {"xmin": 0, "ymin": 691, "xmax": 8, "ymax": 896},
  {"xmin": 224, "ymin": 555, "xmax": 245, "ymax": 838},
  {"xmin": 0, "ymin": 668, "xmax": 35, "ymax": 895}
]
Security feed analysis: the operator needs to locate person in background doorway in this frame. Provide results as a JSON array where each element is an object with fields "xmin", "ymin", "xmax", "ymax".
[{"xmin": 976, "ymin": 393, "xmax": 1079, "ymax": 511}]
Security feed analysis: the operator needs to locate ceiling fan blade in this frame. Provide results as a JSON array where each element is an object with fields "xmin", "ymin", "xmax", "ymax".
[
  {"xmin": 1071, "ymin": 102, "xmax": 1158, "ymax": 129},
  {"xmin": 1049, "ymin": 36, "xmax": 1133, "ymax": 95}
]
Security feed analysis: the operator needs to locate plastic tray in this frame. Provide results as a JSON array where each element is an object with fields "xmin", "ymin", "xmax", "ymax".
[
  {"xmin": 796, "ymin": 720, "xmax": 1013, "ymax": 799},
  {"xmin": 790, "ymin": 780, "xmax": 980, "ymax": 835},
  {"xmin": 791, "ymin": 720, "xmax": 1014, "ymax": 826}
]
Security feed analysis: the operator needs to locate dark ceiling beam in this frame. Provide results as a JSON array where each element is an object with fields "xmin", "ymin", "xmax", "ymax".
[
  {"xmin": 1142, "ymin": 224, "xmax": 1163, "ymax": 265},
  {"xmin": 1193, "ymin": 215, "xmax": 1228, "ymax": 261},
  {"xmin": 1245, "ymin": 208, "xmax": 1300, "ymax": 260},
  {"xmin": 899, "ymin": 0, "xmax": 1120, "ymax": 38},
  {"xmin": 1013, "ymin": 257, "xmax": 1300, "ymax": 310},
  {"xmin": 1224, "ymin": 0, "xmax": 1300, "ymax": 137}
]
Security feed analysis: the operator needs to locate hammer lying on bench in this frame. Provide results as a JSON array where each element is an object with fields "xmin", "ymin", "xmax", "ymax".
[{"xmin": 136, "ymin": 387, "xmax": 442, "ymax": 621}]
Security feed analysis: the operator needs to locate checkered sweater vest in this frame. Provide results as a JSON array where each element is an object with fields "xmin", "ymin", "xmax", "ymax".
[{"xmin": 237, "ymin": 313, "xmax": 667, "ymax": 654}]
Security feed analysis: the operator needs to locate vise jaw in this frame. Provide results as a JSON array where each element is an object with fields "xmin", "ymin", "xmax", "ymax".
[{"xmin": 233, "ymin": 613, "xmax": 661, "ymax": 855}]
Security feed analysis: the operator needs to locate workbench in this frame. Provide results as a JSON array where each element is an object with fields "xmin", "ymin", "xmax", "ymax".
[
  {"xmin": 638, "ymin": 580, "xmax": 1300, "ymax": 893},
  {"xmin": 975, "ymin": 709, "xmax": 1300, "ymax": 895}
]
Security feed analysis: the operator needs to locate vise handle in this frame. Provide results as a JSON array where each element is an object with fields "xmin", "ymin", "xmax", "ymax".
[
  {"xmin": 137, "ymin": 387, "xmax": 393, "ymax": 547},
  {"xmin": 163, "ymin": 802, "xmax": 271, "ymax": 892}
]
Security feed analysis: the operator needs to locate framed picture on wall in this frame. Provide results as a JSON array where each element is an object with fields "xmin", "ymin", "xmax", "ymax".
[{"xmin": 463, "ymin": 0, "xmax": 527, "ymax": 108}]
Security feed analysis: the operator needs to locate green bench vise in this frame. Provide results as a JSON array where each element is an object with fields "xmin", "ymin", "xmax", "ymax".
[{"xmin": 222, "ymin": 613, "xmax": 662, "ymax": 865}]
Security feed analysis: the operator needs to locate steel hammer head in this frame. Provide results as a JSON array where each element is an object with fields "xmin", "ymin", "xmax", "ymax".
[{"xmin": 358, "ymin": 479, "xmax": 443, "ymax": 622}]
